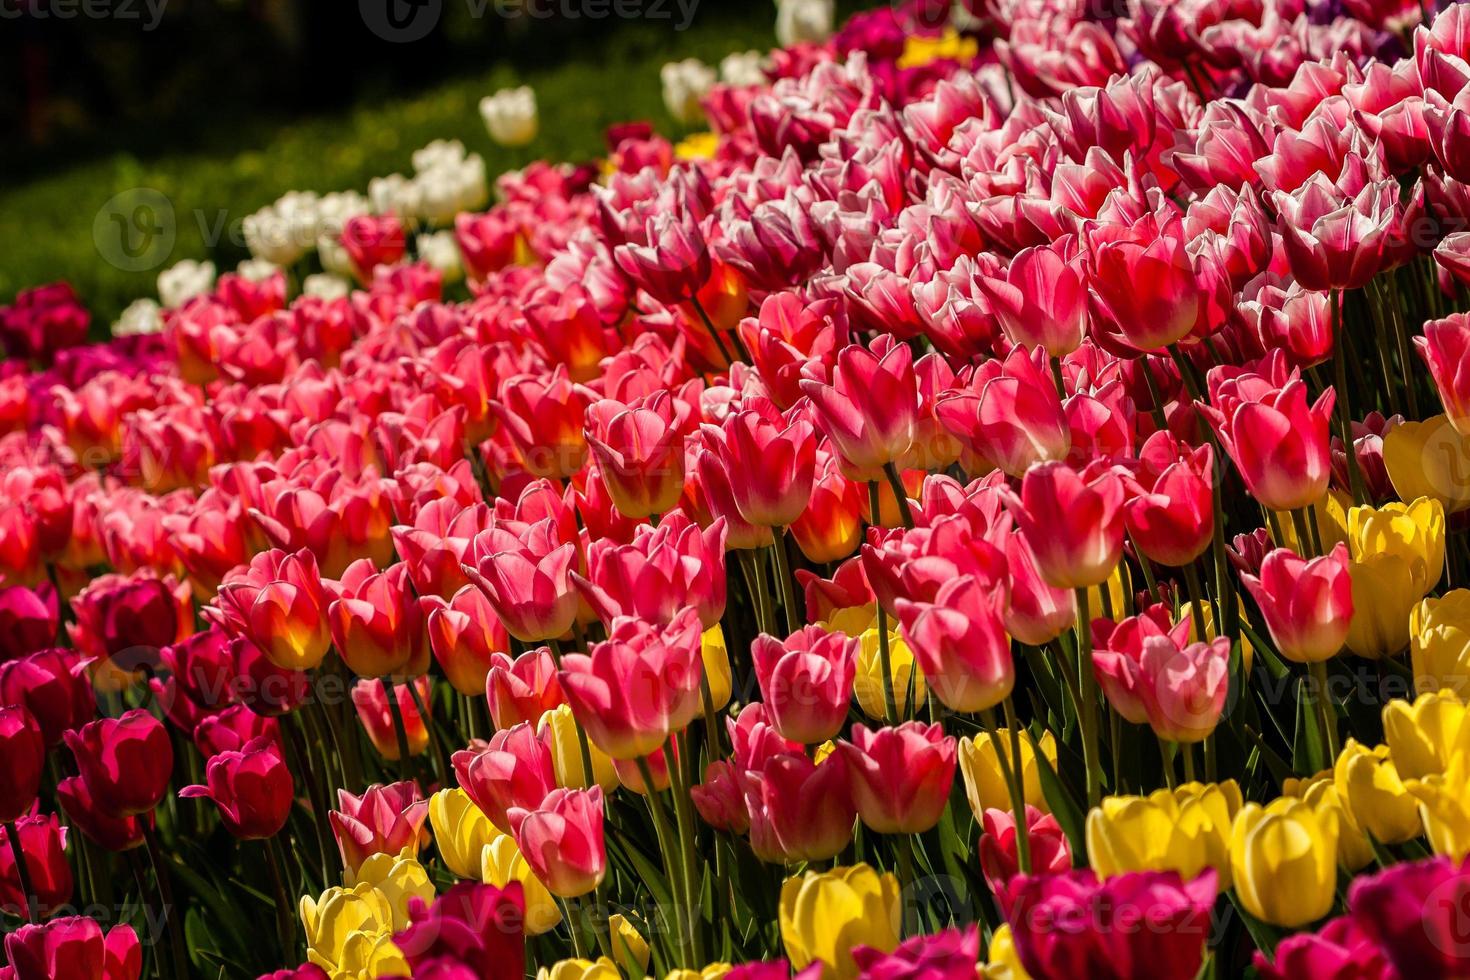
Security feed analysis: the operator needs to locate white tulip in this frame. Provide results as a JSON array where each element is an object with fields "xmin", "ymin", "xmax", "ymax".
[
  {"xmin": 157, "ymin": 259, "xmax": 216, "ymax": 309},
  {"xmin": 720, "ymin": 50, "xmax": 768, "ymax": 88},
  {"xmin": 302, "ymin": 273, "xmax": 352, "ymax": 301},
  {"xmin": 661, "ymin": 58, "xmax": 717, "ymax": 125},
  {"xmin": 112, "ymin": 298, "xmax": 163, "ymax": 337},
  {"xmin": 236, "ymin": 258, "xmax": 280, "ymax": 283},
  {"xmin": 417, "ymin": 231, "xmax": 463, "ymax": 282},
  {"xmin": 480, "ymin": 87, "xmax": 538, "ymax": 147},
  {"xmin": 775, "ymin": 0, "xmax": 833, "ymax": 47}
]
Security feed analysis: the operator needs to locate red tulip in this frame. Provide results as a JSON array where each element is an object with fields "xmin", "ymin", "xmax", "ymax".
[
  {"xmin": 750, "ymin": 625, "xmax": 858, "ymax": 745},
  {"xmin": 485, "ymin": 648, "xmax": 564, "ymax": 731},
  {"xmin": 1123, "ymin": 432, "xmax": 1215, "ymax": 567},
  {"xmin": 465, "ymin": 519, "xmax": 578, "ymax": 644},
  {"xmin": 452, "ymin": 722, "xmax": 557, "ymax": 833},
  {"xmin": 0, "ymin": 812, "xmax": 71, "ymax": 918},
  {"xmin": 328, "ymin": 560, "xmax": 430, "ymax": 679},
  {"xmin": 613, "ymin": 209, "xmax": 711, "ymax": 305},
  {"xmin": 789, "ymin": 451, "xmax": 865, "ymax": 563},
  {"xmin": 1348, "ymin": 855, "xmax": 1470, "ymax": 978},
  {"xmin": 937, "ymin": 346, "xmax": 1070, "ymax": 478},
  {"xmin": 194, "ymin": 703, "xmax": 281, "ymax": 760},
  {"xmin": 329, "ymin": 782, "xmax": 429, "ymax": 874},
  {"xmin": 691, "ymin": 760, "xmax": 750, "ymax": 834},
  {"xmin": 179, "ymin": 736, "xmax": 293, "ymax": 839},
  {"xmin": 701, "ymin": 400, "xmax": 817, "ymax": 528},
  {"xmin": 1002, "ymin": 530, "xmax": 1078, "ymax": 646},
  {"xmin": 493, "ymin": 367, "xmax": 595, "ymax": 481},
  {"xmin": 1254, "ymin": 915, "xmax": 1397, "ymax": 980},
  {"xmin": 895, "ymin": 575, "xmax": 1015, "ymax": 714},
  {"xmin": 0, "ymin": 650, "xmax": 93, "ymax": 748},
  {"xmin": 801, "ymin": 339, "xmax": 918, "ymax": 481},
  {"xmin": 64, "ymin": 710, "xmax": 173, "ymax": 818},
  {"xmin": 427, "ymin": 585, "xmax": 509, "ymax": 697},
  {"xmin": 573, "ymin": 513, "xmax": 727, "ymax": 629},
  {"xmin": 557, "ymin": 608, "xmax": 704, "ymax": 760},
  {"xmin": 583, "ymin": 392, "xmax": 686, "ymax": 520},
  {"xmin": 67, "ymin": 571, "xmax": 193, "ymax": 680},
  {"xmin": 973, "ymin": 236, "xmax": 1089, "ymax": 357},
  {"xmin": 1002, "ymin": 462, "xmax": 1126, "ymax": 589},
  {"xmin": 159, "ymin": 627, "xmax": 234, "ymax": 710},
  {"xmin": 1206, "ymin": 367, "xmax": 1335, "ymax": 513},
  {"xmin": 744, "ymin": 751, "xmax": 856, "ymax": 864},
  {"xmin": 979, "ymin": 806, "xmax": 1072, "ymax": 916},
  {"xmin": 351, "ymin": 677, "xmax": 431, "ymax": 762},
  {"xmin": 340, "ymin": 213, "xmax": 407, "ymax": 280},
  {"xmin": 391, "ymin": 882, "xmax": 527, "ymax": 980},
  {"xmin": 1273, "ymin": 176, "xmax": 1402, "ymax": 291},
  {"xmin": 507, "ymin": 786, "xmax": 607, "ymax": 898},
  {"xmin": 2, "ymin": 916, "xmax": 141, "ymax": 980},
  {"xmin": 1418, "ymin": 311, "xmax": 1470, "ymax": 435},
  {"xmin": 837, "ymin": 722, "xmax": 957, "ymax": 835},
  {"xmin": 227, "ymin": 636, "xmax": 311, "ymax": 718},
  {"xmin": 1239, "ymin": 544, "xmax": 1354, "ymax": 663},
  {"xmin": 0, "ymin": 584, "xmax": 58, "ymax": 661},
  {"xmin": 55, "ymin": 776, "xmax": 144, "ymax": 853},
  {"xmin": 210, "ymin": 548, "xmax": 333, "ymax": 673},
  {"xmin": 851, "ymin": 926, "xmax": 982, "ymax": 980}
]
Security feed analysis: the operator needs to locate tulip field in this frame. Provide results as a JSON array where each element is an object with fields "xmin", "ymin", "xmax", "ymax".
[{"xmin": 14, "ymin": 0, "xmax": 1470, "ymax": 976}]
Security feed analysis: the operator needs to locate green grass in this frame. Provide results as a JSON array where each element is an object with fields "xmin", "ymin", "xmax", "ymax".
[{"xmin": 0, "ymin": 10, "xmax": 791, "ymax": 326}]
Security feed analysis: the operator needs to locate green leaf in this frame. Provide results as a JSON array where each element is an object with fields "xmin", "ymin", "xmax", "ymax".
[{"xmin": 1034, "ymin": 749, "xmax": 1088, "ymax": 867}]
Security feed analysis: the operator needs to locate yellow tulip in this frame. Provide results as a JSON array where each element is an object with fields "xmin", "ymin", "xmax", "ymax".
[
  {"xmin": 1344, "ymin": 552, "xmax": 1420, "ymax": 658},
  {"xmin": 813, "ymin": 740, "xmax": 836, "ymax": 764},
  {"xmin": 779, "ymin": 864, "xmax": 901, "ymax": 980},
  {"xmin": 1412, "ymin": 591, "xmax": 1470, "ymax": 697},
  {"xmin": 1084, "ymin": 561, "xmax": 1130, "ymax": 623},
  {"xmin": 1186, "ymin": 598, "xmax": 1255, "ymax": 675},
  {"xmin": 854, "ymin": 629, "xmax": 926, "ymax": 720},
  {"xmin": 1229, "ymin": 799, "xmax": 1339, "ymax": 928},
  {"xmin": 428, "ymin": 788, "xmax": 501, "ymax": 879},
  {"xmin": 674, "ymin": 132, "xmax": 719, "ymax": 161},
  {"xmin": 1270, "ymin": 492, "xmax": 1351, "ymax": 553},
  {"xmin": 1281, "ymin": 771, "xmax": 1372, "ymax": 872},
  {"xmin": 537, "ymin": 959, "xmax": 622, "ymax": 980},
  {"xmin": 539, "ymin": 704, "xmax": 619, "ymax": 791},
  {"xmin": 1332, "ymin": 739, "xmax": 1422, "ymax": 845},
  {"xmin": 959, "ymin": 729, "xmax": 1057, "ymax": 818},
  {"xmin": 346, "ymin": 853, "xmax": 435, "ymax": 932},
  {"xmin": 982, "ymin": 924, "xmax": 1032, "ymax": 980},
  {"xmin": 300, "ymin": 882, "xmax": 409, "ymax": 979},
  {"xmin": 666, "ymin": 966, "xmax": 732, "ymax": 980},
  {"xmin": 702, "ymin": 624, "xmax": 732, "ymax": 710},
  {"xmin": 821, "ymin": 604, "xmax": 877, "ymax": 637},
  {"xmin": 1406, "ymin": 751, "xmax": 1470, "ymax": 859},
  {"xmin": 1086, "ymin": 781, "xmax": 1241, "ymax": 889},
  {"xmin": 1382, "ymin": 416, "xmax": 1470, "ymax": 515},
  {"xmin": 897, "ymin": 28, "xmax": 979, "ymax": 69},
  {"xmin": 1382, "ymin": 691, "xmax": 1470, "ymax": 780},
  {"xmin": 609, "ymin": 913, "xmax": 651, "ymax": 974},
  {"xmin": 1349, "ymin": 497, "xmax": 1445, "ymax": 595},
  {"xmin": 481, "ymin": 833, "xmax": 562, "ymax": 936}
]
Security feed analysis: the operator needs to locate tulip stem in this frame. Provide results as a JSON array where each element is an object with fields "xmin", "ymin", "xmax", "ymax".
[
  {"xmin": 282, "ymin": 714, "xmax": 336, "ymax": 884},
  {"xmin": 1308, "ymin": 660, "xmax": 1341, "ymax": 759},
  {"xmin": 739, "ymin": 550, "xmax": 776, "ymax": 637},
  {"xmin": 1330, "ymin": 289, "xmax": 1370, "ymax": 506},
  {"xmin": 1289, "ymin": 508, "xmax": 1318, "ymax": 559},
  {"xmin": 769, "ymin": 528, "xmax": 801, "ymax": 634},
  {"xmin": 263, "ymin": 836, "xmax": 298, "ymax": 960},
  {"xmin": 987, "ymin": 705, "xmax": 1032, "ymax": 875},
  {"xmin": 1159, "ymin": 739, "xmax": 1178, "ymax": 789},
  {"xmin": 881, "ymin": 463, "xmax": 915, "ymax": 529},
  {"xmin": 143, "ymin": 825, "xmax": 189, "ymax": 980},
  {"xmin": 1180, "ymin": 742, "xmax": 1197, "ymax": 783},
  {"xmin": 666, "ymin": 734, "xmax": 704, "ymax": 963},
  {"xmin": 405, "ymin": 679, "xmax": 450, "ymax": 788},
  {"xmin": 549, "ymin": 639, "xmax": 600, "ymax": 790},
  {"xmin": 1132, "ymin": 541, "xmax": 1162, "ymax": 604},
  {"xmin": 689, "ymin": 296, "xmax": 736, "ymax": 366},
  {"xmin": 4, "ymin": 821, "xmax": 37, "ymax": 922},
  {"xmin": 1049, "ymin": 356, "xmax": 1068, "ymax": 401},
  {"xmin": 1182, "ymin": 562, "xmax": 1209, "ymax": 647},
  {"xmin": 895, "ymin": 832, "xmax": 917, "ymax": 937},
  {"xmin": 381, "ymin": 678, "xmax": 414, "ymax": 780},
  {"xmin": 1073, "ymin": 588, "xmax": 1104, "ymax": 808},
  {"xmin": 635, "ymin": 755, "xmax": 692, "ymax": 967}
]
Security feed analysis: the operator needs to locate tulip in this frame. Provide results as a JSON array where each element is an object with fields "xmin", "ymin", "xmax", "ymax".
[
  {"xmin": 1210, "ymin": 377, "xmax": 1336, "ymax": 513},
  {"xmin": 790, "ymin": 453, "xmax": 865, "ymax": 564},
  {"xmin": 179, "ymin": 736, "xmax": 293, "ymax": 840},
  {"xmin": 1002, "ymin": 462, "xmax": 1125, "ymax": 589},
  {"xmin": 750, "ymin": 626, "xmax": 857, "ymax": 745},
  {"xmin": 896, "ymin": 575, "xmax": 1015, "ymax": 713},
  {"xmin": 2, "ymin": 917, "xmax": 141, "ymax": 980},
  {"xmin": 583, "ymin": 393, "xmax": 686, "ymax": 520},
  {"xmin": 487, "ymin": 648, "xmax": 564, "ymax": 731},
  {"xmin": 980, "ymin": 807, "xmax": 1072, "ymax": 912},
  {"xmin": 494, "ymin": 368, "xmax": 595, "ymax": 481},
  {"xmin": 1348, "ymin": 855, "xmax": 1470, "ymax": 978},
  {"xmin": 973, "ymin": 238, "xmax": 1088, "ymax": 357},
  {"xmin": 1418, "ymin": 311, "xmax": 1470, "ymax": 436},
  {"xmin": 1007, "ymin": 869, "xmax": 1217, "ymax": 980},
  {"xmin": 194, "ymin": 702, "xmax": 281, "ymax": 760},
  {"xmin": 1002, "ymin": 530, "xmax": 1077, "ymax": 645},
  {"xmin": 390, "ymin": 882, "xmax": 526, "ymax": 980},
  {"xmin": 0, "ymin": 812, "xmax": 72, "ymax": 919},
  {"xmin": 1382, "ymin": 416, "xmax": 1470, "ymax": 515},
  {"xmin": 211, "ymin": 548, "xmax": 333, "ymax": 672},
  {"xmin": 329, "ymin": 782, "xmax": 429, "ymax": 875},
  {"xmin": 68, "ymin": 571, "xmax": 193, "ymax": 686},
  {"xmin": 0, "ymin": 584, "xmax": 59, "ymax": 661},
  {"xmin": 1282, "ymin": 770, "xmax": 1374, "ymax": 873},
  {"xmin": 800, "ymin": 341, "xmax": 918, "ymax": 481},
  {"xmin": 1384, "ymin": 691, "xmax": 1470, "ymax": 780},
  {"xmin": 1085, "ymin": 782, "xmax": 1241, "ymax": 890},
  {"xmin": 850, "ymin": 926, "xmax": 981, "ymax": 980},
  {"xmin": 482, "ymin": 833, "xmax": 563, "ymax": 935},
  {"xmin": 1331, "ymin": 739, "xmax": 1422, "ymax": 846},
  {"xmin": 691, "ymin": 760, "xmax": 749, "ymax": 835},
  {"xmin": 936, "ymin": 347, "xmax": 1070, "ymax": 478},
  {"xmin": 538, "ymin": 704, "xmax": 618, "ymax": 791},
  {"xmin": 1404, "ymin": 751, "xmax": 1470, "ymax": 859},
  {"xmin": 573, "ymin": 514, "xmax": 727, "ymax": 629},
  {"xmin": 427, "ymin": 788, "xmax": 501, "ymax": 880},
  {"xmin": 1253, "ymin": 915, "xmax": 1395, "ymax": 980},
  {"xmin": 64, "ymin": 709, "xmax": 173, "ymax": 818},
  {"xmin": 300, "ymin": 882, "xmax": 410, "ymax": 977},
  {"xmin": 55, "ymin": 775, "xmax": 143, "ymax": 853},
  {"xmin": 1229, "ymin": 798, "xmax": 1340, "ymax": 928},
  {"xmin": 1239, "ymin": 544, "xmax": 1354, "ymax": 663},
  {"xmin": 1349, "ymin": 497, "xmax": 1445, "ymax": 595},
  {"xmin": 453, "ymin": 723, "xmax": 557, "ymax": 833},
  {"xmin": 702, "ymin": 402, "xmax": 817, "ymax": 528},
  {"xmin": 507, "ymin": 786, "xmax": 606, "ymax": 898},
  {"xmin": 0, "ymin": 705, "xmax": 43, "ymax": 824},
  {"xmin": 1345, "ymin": 551, "xmax": 1422, "ymax": 658},
  {"xmin": 537, "ymin": 958, "xmax": 622, "ymax": 980},
  {"xmin": 427, "ymin": 585, "xmax": 510, "ymax": 697},
  {"xmin": 1124, "ymin": 433, "xmax": 1215, "ymax": 567},
  {"xmin": 328, "ymin": 560, "xmax": 429, "ymax": 679},
  {"xmin": 557, "ymin": 609, "xmax": 704, "ymax": 760},
  {"xmin": 0, "ymin": 650, "xmax": 92, "ymax": 749},
  {"xmin": 837, "ymin": 722, "xmax": 956, "ymax": 835},
  {"xmin": 1095, "ymin": 630, "xmax": 1231, "ymax": 744},
  {"xmin": 1412, "ymin": 591, "xmax": 1470, "ymax": 697},
  {"xmin": 465, "ymin": 520, "xmax": 579, "ymax": 644},
  {"xmin": 352, "ymin": 676, "xmax": 431, "ymax": 762},
  {"xmin": 745, "ymin": 751, "xmax": 857, "ymax": 864},
  {"xmin": 613, "ymin": 209, "xmax": 711, "ymax": 305},
  {"xmin": 959, "ymin": 728, "xmax": 1056, "ymax": 819},
  {"xmin": 779, "ymin": 864, "xmax": 901, "ymax": 980}
]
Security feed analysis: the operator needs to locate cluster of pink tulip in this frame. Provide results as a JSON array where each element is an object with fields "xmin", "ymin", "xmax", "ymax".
[{"xmin": 10, "ymin": 0, "xmax": 1470, "ymax": 976}]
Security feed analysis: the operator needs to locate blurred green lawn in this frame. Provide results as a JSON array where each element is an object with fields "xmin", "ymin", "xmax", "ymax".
[{"xmin": 0, "ymin": 7, "xmax": 797, "ymax": 326}]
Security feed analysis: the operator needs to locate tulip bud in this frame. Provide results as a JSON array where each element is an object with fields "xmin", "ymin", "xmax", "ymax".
[
  {"xmin": 837, "ymin": 722, "xmax": 957, "ymax": 835},
  {"xmin": 1333, "ymin": 739, "xmax": 1422, "ymax": 845},
  {"xmin": 64, "ymin": 709, "xmax": 173, "ymax": 818},
  {"xmin": 1229, "ymin": 798, "xmax": 1340, "ymax": 928},
  {"xmin": 959, "ymin": 728, "xmax": 1056, "ymax": 819},
  {"xmin": 0, "ymin": 812, "xmax": 72, "ymax": 918},
  {"xmin": 179, "ymin": 736, "xmax": 294, "ymax": 840},
  {"xmin": 779, "ymin": 865, "xmax": 901, "ymax": 980},
  {"xmin": 507, "ymin": 786, "xmax": 606, "ymax": 898},
  {"xmin": 1239, "ymin": 544, "xmax": 1354, "ymax": 663},
  {"xmin": 329, "ymin": 782, "xmax": 429, "ymax": 875},
  {"xmin": 0, "ymin": 705, "xmax": 44, "ymax": 823},
  {"xmin": 1085, "ymin": 782, "xmax": 1241, "ymax": 890},
  {"xmin": 427, "ymin": 788, "xmax": 500, "ymax": 880}
]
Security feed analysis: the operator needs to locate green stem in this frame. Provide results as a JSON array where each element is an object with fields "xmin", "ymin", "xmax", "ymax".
[
  {"xmin": 381, "ymin": 677, "xmax": 414, "ymax": 779},
  {"xmin": 1309, "ymin": 660, "xmax": 1341, "ymax": 759},
  {"xmin": 4, "ymin": 821, "xmax": 37, "ymax": 922},
  {"xmin": 769, "ymin": 528, "xmax": 802, "ymax": 634},
  {"xmin": 689, "ymin": 295, "xmax": 736, "ymax": 366},
  {"xmin": 405, "ymin": 678, "xmax": 449, "ymax": 788},
  {"xmin": 1290, "ymin": 508, "xmax": 1318, "ymax": 559},
  {"xmin": 666, "ymin": 734, "xmax": 703, "ymax": 963},
  {"xmin": 143, "ymin": 825, "xmax": 189, "ymax": 980},
  {"xmin": 1182, "ymin": 562, "xmax": 1209, "ymax": 644},
  {"xmin": 989, "ymin": 704, "xmax": 1032, "ymax": 874},
  {"xmin": 263, "ymin": 837, "xmax": 297, "ymax": 960},
  {"xmin": 636, "ymin": 755, "xmax": 690, "ymax": 967},
  {"xmin": 1331, "ymin": 289, "xmax": 1370, "ymax": 506},
  {"xmin": 1073, "ymin": 588, "xmax": 1103, "ymax": 808},
  {"xmin": 881, "ymin": 461, "xmax": 915, "ymax": 529},
  {"xmin": 549, "ymin": 639, "xmax": 599, "ymax": 790},
  {"xmin": 1180, "ymin": 742, "xmax": 1197, "ymax": 783}
]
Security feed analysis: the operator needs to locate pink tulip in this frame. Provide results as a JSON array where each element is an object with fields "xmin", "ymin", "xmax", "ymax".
[
  {"xmin": 973, "ymin": 236, "xmax": 1089, "ymax": 356},
  {"xmin": 1124, "ymin": 432, "xmax": 1215, "ymax": 567},
  {"xmin": 691, "ymin": 760, "xmax": 750, "ymax": 834},
  {"xmin": 1003, "ymin": 530, "xmax": 1078, "ymax": 645},
  {"xmin": 2, "ymin": 916, "xmax": 141, "ymax": 980},
  {"xmin": 800, "ymin": 339, "xmax": 918, "ymax": 481},
  {"xmin": 744, "ymin": 751, "xmax": 856, "ymax": 864},
  {"xmin": 327, "ymin": 560, "xmax": 430, "ymax": 680},
  {"xmin": 465, "ymin": 519, "xmax": 579, "ymax": 644},
  {"xmin": 210, "ymin": 548, "xmax": 333, "ymax": 673},
  {"xmin": 750, "ymin": 626, "xmax": 858, "ymax": 745},
  {"xmin": 452, "ymin": 723, "xmax": 557, "ymax": 833},
  {"xmin": 0, "ymin": 705, "xmax": 43, "ymax": 824},
  {"xmin": 837, "ymin": 722, "xmax": 957, "ymax": 835},
  {"xmin": 1207, "ymin": 368, "xmax": 1335, "ymax": 512},
  {"xmin": 937, "ymin": 346, "xmax": 1070, "ymax": 478},
  {"xmin": 64, "ymin": 710, "xmax": 173, "ymax": 818},
  {"xmin": 895, "ymin": 576, "xmax": 1015, "ymax": 714},
  {"xmin": 0, "ymin": 650, "xmax": 93, "ymax": 748},
  {"xmin": 1094, "ymin": 610, "xmax": 1230, "ymax": 743},
  {"xmin": 573, "ymin": 513, "xmax": 727, "ymax": 629},
  {"xmin": 179, "ymin": 736, "xmax": 294, "ymax": 840},
  {"xmin": 1239, "ymin": 544, "xmax": 1354, "ymax": 663},
  {"xmin": 979, "ymin": 806, "xmax": 1073, "ymax": 916},
  {"xmin": 427, "ymin": 585, "xmax": 509, "ymax": 697},
  {"xmin": 1418, "ymin": 311, "xmax": 1470, "ymax": 435},
  {"xmin": 485, "ymin": 648, "xmax": 565, "ymax": 731},
  {"xmin": 1254, "ymin": 915, "xmax": 1396, "ymax": 980},
  {"xmin": 329, "ymin": 782, "xmax": 429, "ymax": 874},
  {"xmin": 508, "ymin": 786, "xmax": 607, "ymax": 898},
  {"xmin": 701, "ymin": 400, "xmax": 817, "ymax": 529},
  {"xmin": 583, "ymin": 392, "xmax": 686, "ymax": 520},
  {"xmin": 1002, "ymin": 462, "xmax": 1126, "ymax": 589}
]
